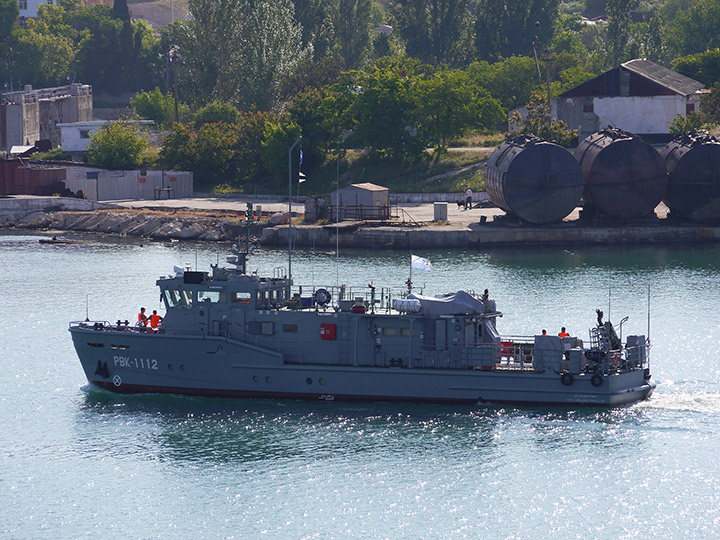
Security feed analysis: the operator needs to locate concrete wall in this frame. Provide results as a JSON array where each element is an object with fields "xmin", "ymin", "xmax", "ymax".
[
  {"xmin": 0, "ymin": 101, "xmax": 40, "ymax": 150},
  {"xmin": 557, "ymin": 95, "xmax": 696, "ymax": 136}
]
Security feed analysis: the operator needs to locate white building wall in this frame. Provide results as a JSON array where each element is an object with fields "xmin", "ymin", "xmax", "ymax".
[
  {"xmin": 58, "ymin": 124, "xmax": 99, "ymax": 152},
  {"xmin": 592, "ymin": 95, "xmax": 686, "ymax": 133},
  {"xmin": 63, "ymin": 167, "xmax": 193, "ymax": 201},
  {"xmin": 19, "ymin": 0, "xmax": 55, "ymax": 19}
]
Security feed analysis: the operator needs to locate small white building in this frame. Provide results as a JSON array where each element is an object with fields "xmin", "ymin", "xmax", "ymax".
[{"xmin": 57, "ymin": 120, "xmax": 154, "ymax": 153}]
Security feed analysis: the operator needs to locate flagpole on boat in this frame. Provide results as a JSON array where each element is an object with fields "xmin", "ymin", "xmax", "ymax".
[{"xmin": 288, "ymin": 135, "xmax": 302, "ymax": 296}]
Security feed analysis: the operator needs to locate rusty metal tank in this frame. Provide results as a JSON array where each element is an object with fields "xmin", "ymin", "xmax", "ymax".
[
  {"xmin": 661, "ymin": 131, "xmax": 720, "ymax": 222},
  {"xmin": 485, "ymin": 134, "xmax": 584, "ymax": 224},
  {"xmin": 574, "ymin": 128, "xmax": 668, "ymax": 220}
]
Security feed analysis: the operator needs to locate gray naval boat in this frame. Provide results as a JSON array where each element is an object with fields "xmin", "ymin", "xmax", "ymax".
[{"xmin": 70, "ymin": 247, "xmax": 655, "ymax": 407}]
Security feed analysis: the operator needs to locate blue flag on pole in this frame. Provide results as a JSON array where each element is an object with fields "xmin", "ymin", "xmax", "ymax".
[{"xmin": 299, "ymin": 150, "xmax": 303, "ymax": 165}]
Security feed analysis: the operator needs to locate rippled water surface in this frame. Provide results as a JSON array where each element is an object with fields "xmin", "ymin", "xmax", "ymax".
[{"xmin": 2, "ymin": 232, "xmax": 720, "ymax": 539}]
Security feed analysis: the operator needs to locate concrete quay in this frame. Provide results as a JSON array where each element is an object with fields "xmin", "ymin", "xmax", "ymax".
[
  {"xmin": 260, "ymin": 218, "xmax": 720, "ymax": 249},
  {"xmin": 3, "ymin": 193, "xmax": 720, "ymax": 249}
]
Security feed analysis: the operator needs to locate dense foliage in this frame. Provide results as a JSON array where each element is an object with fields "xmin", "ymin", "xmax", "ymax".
[
  {"xmin": 87, "ymin": 121, "xmax": 148, "ymax": 169},
  {"xmin": 3, "ymin": 0, "xmax": 720, "ymax": 185}
]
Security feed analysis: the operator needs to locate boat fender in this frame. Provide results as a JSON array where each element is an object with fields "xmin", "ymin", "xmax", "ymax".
[
  {"xmin": 561, "ymin": 373, "xmax": 574, "ymax": 386},
  {"xmin": 591, "ymin": 373, "xmax": 603, "ymax": 387},
  {"xmin": 314, "ymin": 288, "xmax": 331, "ymax": 306}
]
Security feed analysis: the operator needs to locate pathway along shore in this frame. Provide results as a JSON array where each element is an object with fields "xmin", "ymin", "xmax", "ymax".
[{"xmin": 3, "ymin": 194, "xmax": 720, "ymax": 248}]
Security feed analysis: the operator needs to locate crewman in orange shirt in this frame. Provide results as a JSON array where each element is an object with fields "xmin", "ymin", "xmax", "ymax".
[
  {"xmin": 150, "ymin": 310, "xmax": 163, "ymax": 333},
  {"xmin": 558, "ymin": 327, "xmax": 569, "ymax": 337},
  {"xmin": 138, "ymin": 307, "xmax": 148, "ymax": 327}
]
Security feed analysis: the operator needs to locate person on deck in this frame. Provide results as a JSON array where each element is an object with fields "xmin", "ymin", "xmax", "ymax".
[
  {"xmin": 465, "ymin": 187, "xmax": 473, "ymax": 210},
  {"xmin": 558, "ymin": 327, "xmax": 569, "ymax": 337},
  {"xmin": 138, "ymin": 307, "xmax": 148, "ymax": 327},
  {"xmin": 150, "ymin": 310, "xmax": 163, "ymax": 332}
]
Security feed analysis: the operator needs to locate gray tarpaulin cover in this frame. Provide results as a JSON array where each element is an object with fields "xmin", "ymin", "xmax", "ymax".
[{"xmin": 407, "ymin": 291, "xmax": 487, "ymax": 315}]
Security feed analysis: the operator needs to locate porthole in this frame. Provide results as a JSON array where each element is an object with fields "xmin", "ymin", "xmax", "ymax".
[
  {"xmin": 266, "ymin": 376, "xmax": 272, "ymax": 383},
  {"xmin": 253, "ymin": 375, "xmax": 259, "ymax": 382},
  {"xmin": 199, "ymin": 310, "xmax": 205, "ymax": 316},
  {"xmin": 305, "ymin": 377, "xmax": 312, "ymax": 385},
  {"xmin": 319, "ymin": 378, "xmax": 326, "ymax": 385},
  {"xmin": 180, "ymin": 364, "xmax": 187, "ymax": 371},
  {"xmin": 168, "ymin": 364, "xmax": 174, "ymax": 371}
]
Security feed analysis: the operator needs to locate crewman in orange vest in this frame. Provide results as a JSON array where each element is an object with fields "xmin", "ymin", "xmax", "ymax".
[
  {"xmin": 150, "ymin": 310, "xmax": 163, "ymax": 333},
  {"xmin": 558, "ymin": 327, "xmax": 569, "ymax": 337},
  {"xmin": 138, "ymin": 307, "xmax": 148, "ymax": 327}
]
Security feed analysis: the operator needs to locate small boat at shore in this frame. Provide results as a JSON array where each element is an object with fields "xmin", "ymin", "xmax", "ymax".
[
  {"xmin": 39, "ymin": 237, "xmax": 84, "ymax": 245},
  {"xmin": 69, "ymin": 244, "xmax": 655, "ymax": 407}
]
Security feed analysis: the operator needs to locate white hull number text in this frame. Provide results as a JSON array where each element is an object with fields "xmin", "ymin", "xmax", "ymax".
[{"xmin": 113, "ymin": 355, "xmax": 158, "ymax": 370}]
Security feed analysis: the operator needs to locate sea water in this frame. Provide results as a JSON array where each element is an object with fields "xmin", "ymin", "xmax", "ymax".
[{"xmin": 2, "ymin": 232, "xmax": 720, "ymax": 540}]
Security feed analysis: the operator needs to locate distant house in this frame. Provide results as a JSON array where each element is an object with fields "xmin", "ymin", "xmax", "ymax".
[
  {"xmin": 555, "ymin": 59, "xmax": 707, "ymax": 141},
  {"xmin": 57, "ymin": 120, "xmax": 154, "ymax": 153}
]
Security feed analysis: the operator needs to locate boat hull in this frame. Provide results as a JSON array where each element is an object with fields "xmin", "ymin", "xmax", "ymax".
[{"xmin": 71, "ymin": 329, "xmax": 655, "ymax": 407}]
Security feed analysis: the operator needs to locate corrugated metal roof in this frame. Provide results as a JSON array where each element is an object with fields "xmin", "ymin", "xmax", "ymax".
[
  {"xmin": 621, "ymin": 59, "xmax": 705, "ymax": 96},
  {"xmin": 347, "ymin": 182, "xmax": 388, "ymax": 192}
]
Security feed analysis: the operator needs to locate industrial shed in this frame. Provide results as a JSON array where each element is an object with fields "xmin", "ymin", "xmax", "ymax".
[
  {"xmin": 330, "ymin": 182, "xmax": 390, "ymax": 221},
  {"xmin": 555, "ymin": 59, "xmax": 707, "ymax": 141}
]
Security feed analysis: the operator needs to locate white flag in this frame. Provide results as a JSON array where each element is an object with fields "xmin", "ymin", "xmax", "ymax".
[
  {"xmin": 411, "ymin": 254, "xmax": 432, "ymax": 271},
  {"xmin": 299, "ymin": 171, "xmax": 306, "ymax": 184}
]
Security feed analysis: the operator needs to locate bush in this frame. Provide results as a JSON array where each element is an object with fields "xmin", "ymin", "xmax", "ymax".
[
  {"xmin": 87, "ymin": 121, "xmax": 148, "ymax": 169},
  {"xmin": 130, "ymin": 88, "xmax": 189, "ymax": 129}
]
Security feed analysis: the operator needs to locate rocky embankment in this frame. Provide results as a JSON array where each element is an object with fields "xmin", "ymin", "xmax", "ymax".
[{"xmin": 0, "ymin": 208, "xmax": 269, "ymax": 241}]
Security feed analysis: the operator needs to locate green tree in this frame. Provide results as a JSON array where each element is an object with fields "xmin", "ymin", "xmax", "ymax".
[
  {"xmin": 668, "ymin": 111, "xmax": 709, "ymax": 134},
  {"xmin": 194, "ymin": 101, "xmax": 241, "ymax": 124},
  {"xmin": 664, "ymin": 0, "xmax": 720, "ymax": 57},
  {"xmin": 177, "ymin": 0, "xmax": 310, "ymax": 110},
  {"xmin": 160, "ymin": 111, "xmax": 271, "ymax": 188},
  {"xmin": 606, "ymin": 0, "xmax": 632, "ymax": 66},
  {"xmin": 511, "ymin": 91, "xmax": 577, "ymax": 146},
  {"xmin": 261, "ymin": 119, "xmax": 302, "ymax": 182},
  {"xmin": 334, "ymin": 0, "xmax": 382, "ymax": 68},
  {"xmin": 291, "ymin": 0, "xmax": 339, "ymax": 60},
  {"xmin": 112, "ymin": 0, "xmax": 129, "ymax": 21},
  {"xmin": 88, "ymin": 121, "xmax": 148, "ymax": 169},
  {"xmin": 242, "ymin": 0, "xmax": 312, "ymax": 111},
  {"xmin": 417, "ymin": 69, "xmax": 504, "ymax": 158},
  {"xmin": 390, "ymin": 0, "xmax": 474, "ymax": 67},
  {"xmin": 0, "ymin": 0, "xmax": 18, "ymax": 85},
  {"xmin": 14, "ymin": 22, "xmax": 76, "ymax": 87},
  {"xmin": 175, "ymin": 0, "xmax": 246, "ymax": 107},
  {"xmin": 467, "ymin": 56, "xmax": 540, "ymax": 111},
  {"xmin": 672, "ymin": 49, "xmax": 720, "ymax": 87},
  {"xmin": 474, "ymin": 0, "xmax": 560, "ymax": 62},
  {"xmin": 701, "ymin": 81, "xmax": 720, "ymax": 124},
  {"xmin": 287, "ymin": 88, "xmax": 334, "ymax": 169},
  {"xmin": 131, "ymin": 87, "xmax": 188, "ymax": 129},
  {"xmin": 349, "ymin": 65, "xmax": 425, "ymax": 161}
]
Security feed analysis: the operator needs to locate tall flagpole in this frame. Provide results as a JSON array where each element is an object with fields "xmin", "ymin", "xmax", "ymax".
[{"xmin": 288, "ymin": 135, "xmax": 302, "ymax": 296}]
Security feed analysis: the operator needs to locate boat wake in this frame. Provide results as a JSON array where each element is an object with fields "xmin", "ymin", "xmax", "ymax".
[{"xmin": 638, "ymin": 383, "xmax": 720, "ymax": 414}]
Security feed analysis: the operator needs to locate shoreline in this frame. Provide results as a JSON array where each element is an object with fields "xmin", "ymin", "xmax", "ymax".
[{"xmin": 3, "ymin": 194, "xmax": 720, "ymax": 248}]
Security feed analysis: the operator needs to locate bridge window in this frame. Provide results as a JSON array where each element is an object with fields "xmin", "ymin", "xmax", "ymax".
[
  {"xmin": 232, "ymin": 292, "xmax": 251, "ymax": 303},
  {"xmin": 198, "ymin": 290, "xmax": 225, "ymax": 303}
]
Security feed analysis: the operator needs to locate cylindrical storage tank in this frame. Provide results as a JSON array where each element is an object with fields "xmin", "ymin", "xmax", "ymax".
[
  {"xmin": 661, "ymin": 132, "xmax": 720, "ymax": 222},
  {"xmin": 574, "ymin": 128, "xmax": 668, "ymax": 220},
  {"xmin": 485, "ymin": 134, "xmax": 583, "ymax": 224}
]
